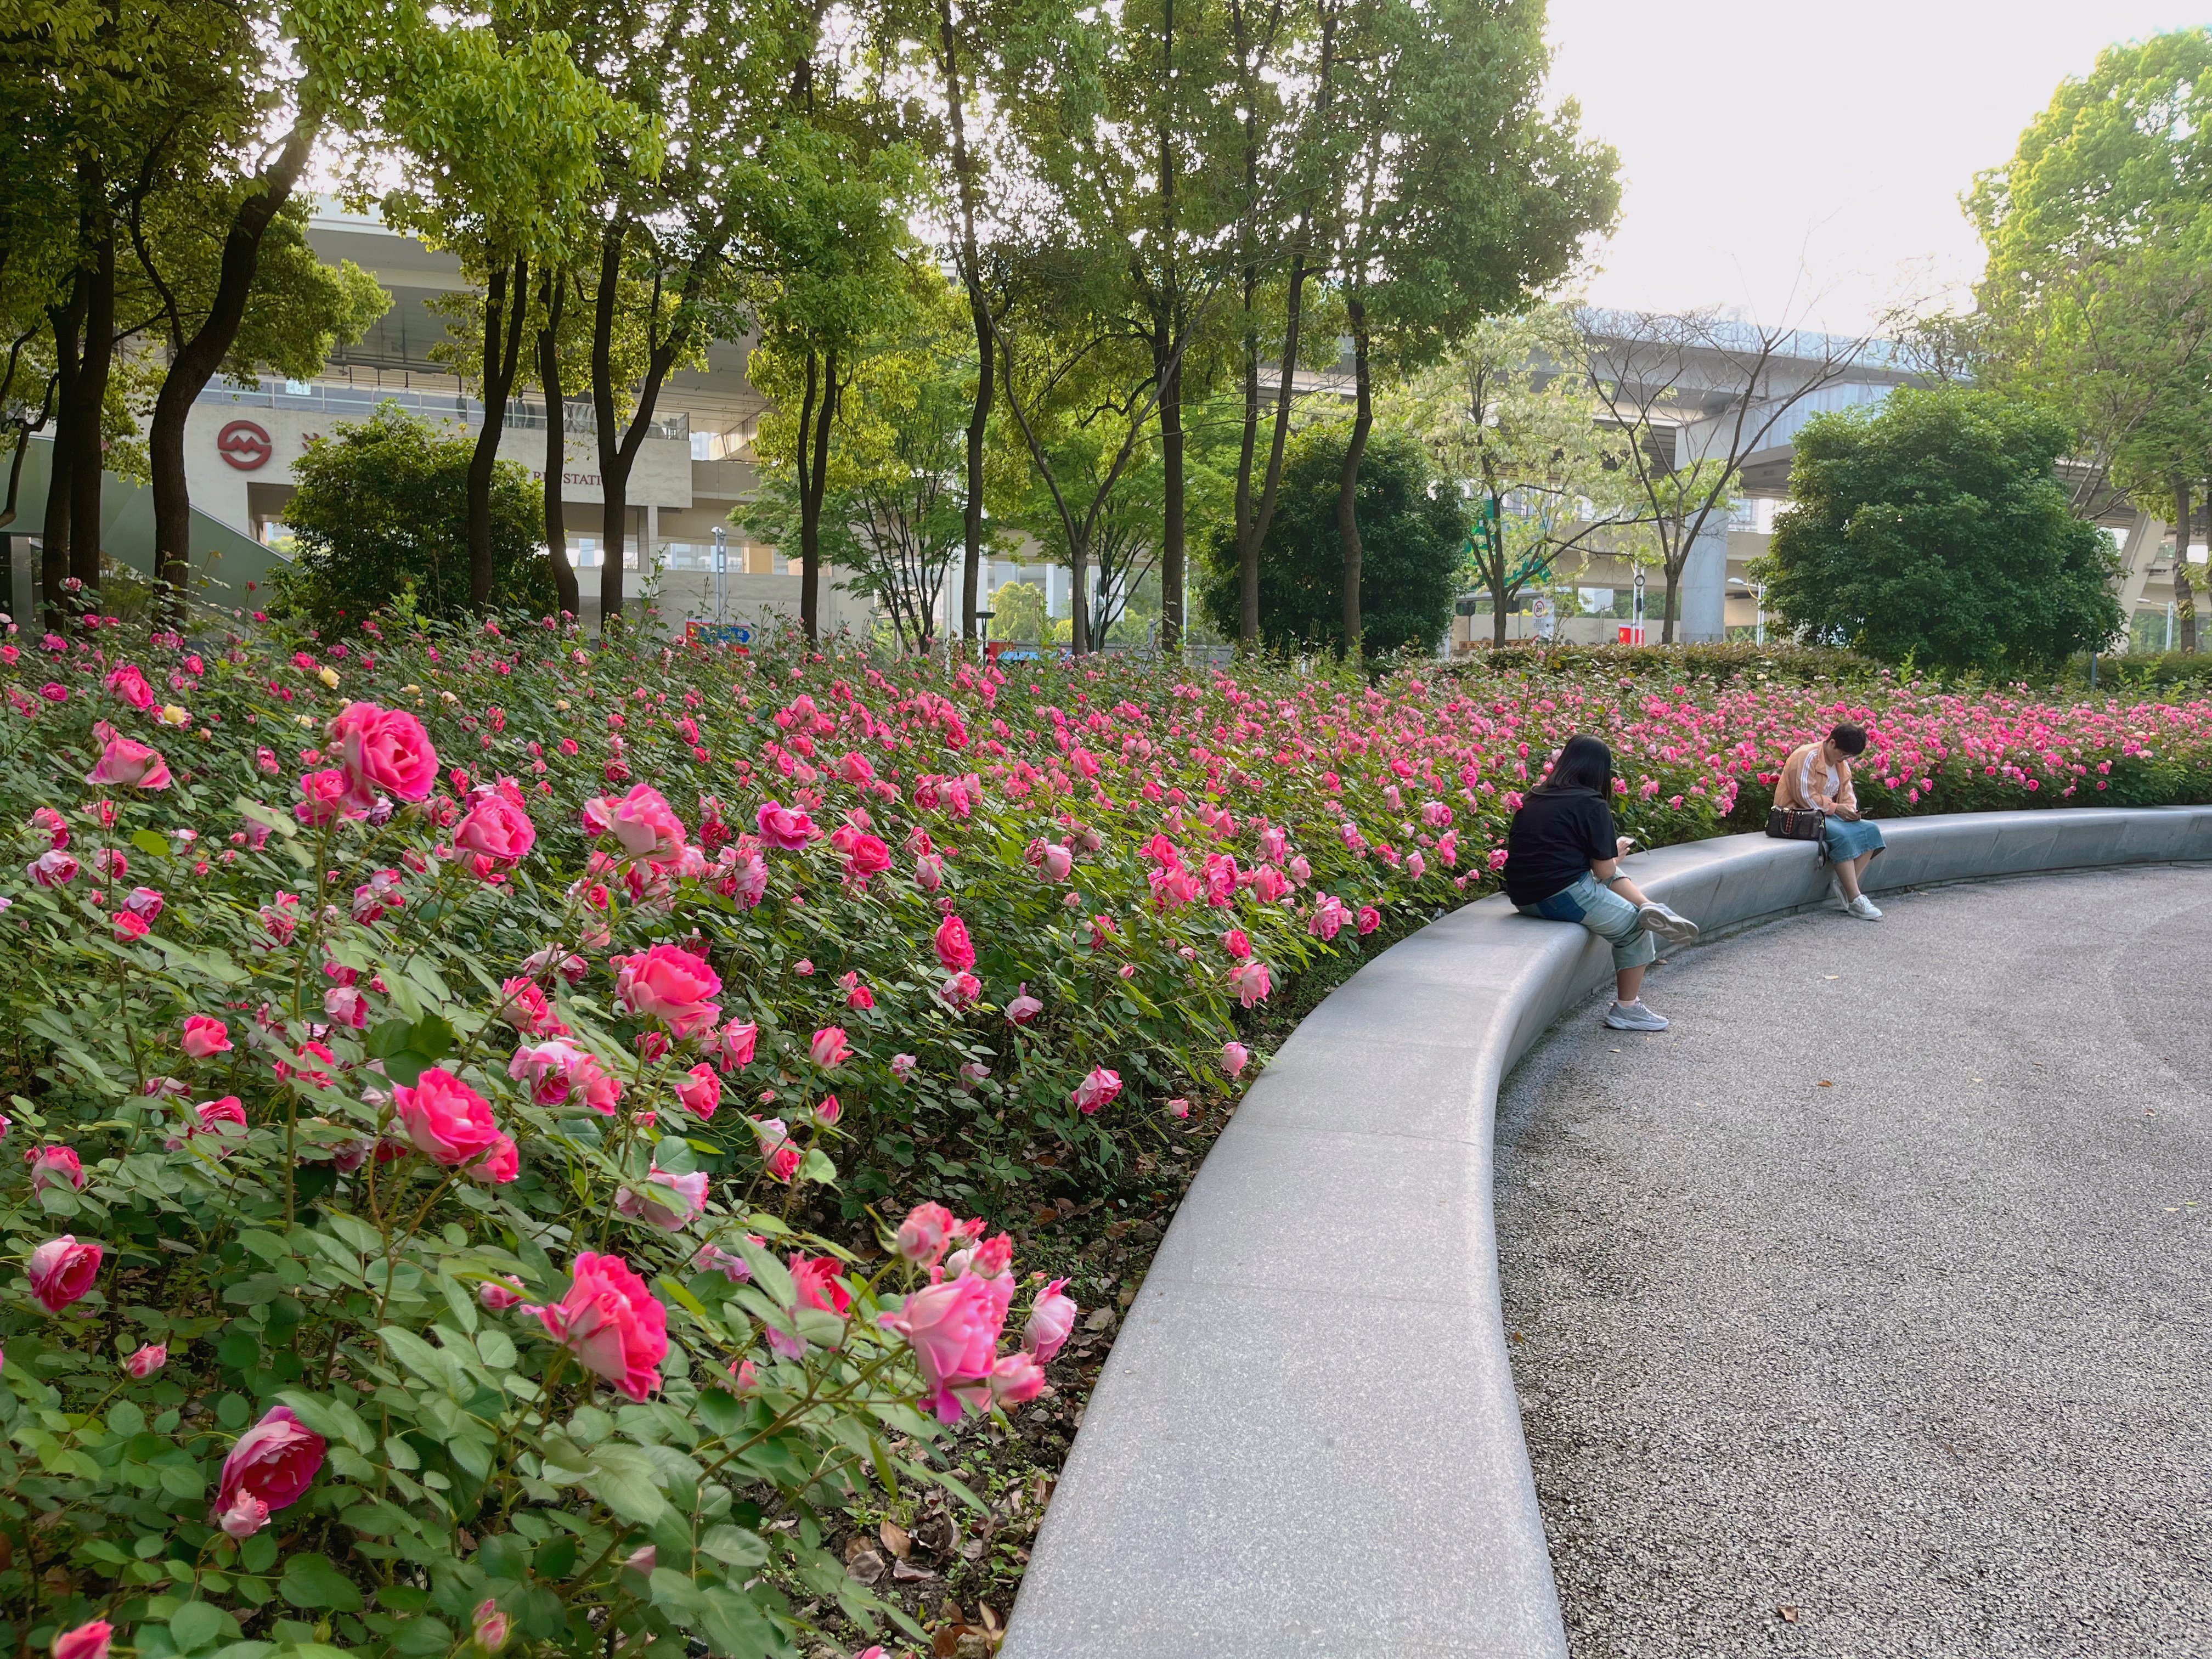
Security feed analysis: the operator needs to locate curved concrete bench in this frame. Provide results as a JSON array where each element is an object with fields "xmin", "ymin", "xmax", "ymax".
[{"xmin": 1002, "ymin": 805, "xmax": 2212, "ymax": 1658}]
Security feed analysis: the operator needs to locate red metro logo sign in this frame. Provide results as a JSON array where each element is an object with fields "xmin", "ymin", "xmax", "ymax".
[{"xmin": 216, "ymin": 420, "xmax": 273, "ymax": 471}]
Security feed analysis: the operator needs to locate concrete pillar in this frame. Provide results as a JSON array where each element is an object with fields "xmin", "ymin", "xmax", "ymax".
[{"xmin": 1679, "ymin": 517, "xmax": 1728, "ymax": 642}]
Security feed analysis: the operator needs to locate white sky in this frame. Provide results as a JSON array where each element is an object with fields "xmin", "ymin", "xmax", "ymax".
[{"xmin": 1547, "ymin": 0, "xmax": 2204, "ymax": 334}]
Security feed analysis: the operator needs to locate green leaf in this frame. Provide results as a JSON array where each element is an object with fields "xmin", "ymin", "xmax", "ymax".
[
  {"xmin": 170, "ymin": 1600, "xmax": 226, "ymax": 1653},
  {"xmin": 378, "ymin": 1326, "xmax": 464, "ymax": 1397},
  {"xmin": 696, "ymin": 1586, "xmax": 776, "ymax": 1656},
  {"xmin": 364, "ymin": 1019, "xmax": 415, "ymax": 1062},
  {"xmin": 107, "ymin": 1401, "xmax": 146, "ymax": 1437},
  {"xmin": 131, "ymin": 828, "xmax": 173, "ymax": 859},
  {"xmin": 697, "ymin": 1525, "xmax": 768, "ymax": 1570},
  {"xmin": 382, "ymin": 1050, "xmax": 433, "ymax": 1088},
  {"xmin": 650, "ymin": 1567, "xmax": 706, "ymax": 1616},
  {"xmin": 279, "ymin": 1552, "xmax": 364, "ymax": 1611},
  {"xmin": 411, "ymin": 1013, "xmax": 457, "ymax": 1058},
  {"xmin": 234, "ymin": 797, "xmax": 297, "ymax": 838},
  {"xmin": 583, "ymin": 1442, "xmax": 669, "ymax": 1523},
  {"xmin": 798, "ymin": 1146, "xmax": 837, "ymax": 1185},
  {"xmin": 386, "ymin": 1620, "xmax": 452, "ymax": 1658}
]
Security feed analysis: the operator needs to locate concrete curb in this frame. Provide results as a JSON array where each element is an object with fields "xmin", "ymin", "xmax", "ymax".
[{"xmin": 1001, "ymin": 805, "xmax": 2212, "ymax": 1658}]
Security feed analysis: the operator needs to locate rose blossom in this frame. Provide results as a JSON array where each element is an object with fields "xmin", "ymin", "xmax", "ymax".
[
  {"xmin": 294, "ymin": 768, "xmax": 351, "ymax": 827},
  {"xmin": 896, "ymin": 1201, "xmax": 957, "ymax": 1264},
  {"xmin": 769, "ymin": 1254, "xmax": 854, "ymax": 1359},
  {"xmin": 713, "ymin": 1020, "xmax": 758, "ymax": 1073},
  {"xmin": 751, "ymin": 1117, "xmax": 802, "ymax": 1183},
  {"xmin": 1006, "ymin": 985, "xmax": 1043, "ymax": 1025},
  {"xmin": 328, "ymin": 701, "xmax": 438, "ymax": 809},
  {"xmin": 938, "ymin": 970, "xmax": 982, "ymax": 1009},
  {"xmin": 394, "ymin": 1069, "xmax": 518, "ymax": 1183},
  {"xmin": 1221, "ymin": 1040, "xmax": 1251, "ymax": 1077},
  {"xmin": 1070, "ymin": 1067, "xmax": 1122, "ymax": 1115},
  {"xmin": 1024, "ymin": 1277, "xmax": 1077, "ymax": 1362},
  {"xmin": 52, "ymin": 1621, "xmax": 111, "ymax": 1659},
  {"xmin": 611, "ymin": 944, "xmax": 722, "ymax": 1037},
  {"xmin": 889, "ymin": 1052, "xmax": 918, "ymax": 1081},
  {"xmin": 29, "ymin": 849, "xmax": 78, "ymax": 887},
  {"xmin": 123, "ymin": 1342, "xmax": 167, "ymax": 1378},
  {"xmin": 532, "ymin": 1251, "xmax": 670, "ymax": 1401},
  {"xmin": 754, "ymin": 800, "xmax": 820, "ymax": 850},
  {"xmin": 1229, "ymin": 959, "xmax": 1272, "ymax": 1008},
  {"xmin": 454, "ymin": 792, "xmax": 537, "ymax": 867},
  {"xmin": 810, "ymin": 1026, "xmax": 851, "ymax": 1068},
  {"xmin": 913, "ymin": 852, "xmax": 943, "ymax": 890},
  {"xmin": 880, "ymin": 1273, "xmax": 1002, "ymax": 1422},
  {"xmin": 26, "ymin": 1236, "xmax": 100, "ymax": 1311},
  {"xmin": 85, "ymin": 728, "xmax": 172, "ymax": 791},
  {"xmin": 182, "ymin": 1015, "xmax": 231, "ymax": 1058},
  {"xmin": 934, "ymin": 912, "xmax": 976, "ymax": 972},
  {"xmin": 615, "ymin": 1169, "xmax": 711, "ymax": 1232},
  {"xmin": 473, "ymin": 1599, "xmax": 509, "ymax": 1654},
  {"xmin": 584, "ymin": 783, "xmax": 686, "ymax": 865},
  {"xmin": 27, "ymin": 1145, "xmax": 84, "ymax": 1192},
  {"xmin": 478, "ymin": 1276, "xmax": 526, "ymax": 1310},
  {"xmin": 990, "ymin": 1351, "xmax": 1048, "ymax": 1408},
  {"xmin": 217, "ymin": 1492, "xmax": 269, "ymax": 1539},
  {"xmin": 675, "ymin": 1063, "xmax": 720, "ymax": 1118},
  {"xmin": 214, "ymin": 1403, "xmax": 326, "ymax": 1525}
]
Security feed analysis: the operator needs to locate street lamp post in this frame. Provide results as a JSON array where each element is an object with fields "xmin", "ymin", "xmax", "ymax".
[{"xmin": 711, "ymin": 524, "xmax": 727, "ymax": 622}]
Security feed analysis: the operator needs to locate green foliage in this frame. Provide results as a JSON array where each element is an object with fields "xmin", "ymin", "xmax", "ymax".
[
  {"xmin": 1198, "ymin": 427, "xmax": 1464, "ymax": 656},
  {"xmin": 988, "ymin": 582, "xmax": 1046, "ymax": 644},
  {"xmin": 1762, "ymin": 387, "xmax": 2123, "ymax": 673},
  {"xmin": 269, "ymin": 405, "xmax": 556, "ymax": 634}
]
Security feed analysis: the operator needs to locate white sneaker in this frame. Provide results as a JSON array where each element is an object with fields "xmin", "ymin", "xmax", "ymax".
[
  {"xmin": 1605, "ymin": 1000, "xmax": 1670, "ymax": 1031},
  {"xmin": 1636, "ymin": 901, "xmax": 1700, "ymax": 943},
  {"xmin": 1847, "ymin": 894, "xmax": 1883, "ymax": 920}
]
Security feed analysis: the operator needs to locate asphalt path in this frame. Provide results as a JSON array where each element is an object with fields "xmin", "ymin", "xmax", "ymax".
[{"xmin": 1495, "ymin": 865, "xmax": 2212, "ymax": 1658}]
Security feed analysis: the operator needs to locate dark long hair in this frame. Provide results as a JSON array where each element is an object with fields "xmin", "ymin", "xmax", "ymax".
[{"xmin": 1532, "ymin": 735, "xmax": 1613, "ymax": 798}]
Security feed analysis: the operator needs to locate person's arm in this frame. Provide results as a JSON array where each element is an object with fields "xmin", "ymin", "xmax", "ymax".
[
  {"xmin": 1587, "ymin": 801, "xmax": 1627, "ymax": 883},
  {"xmin": 1834, "ymin": 760, "xmax": 1860, "ymax": 819},
  {"xmin": 1798, "ymin": 746, "xmax": 1839, "ymax": 812}
]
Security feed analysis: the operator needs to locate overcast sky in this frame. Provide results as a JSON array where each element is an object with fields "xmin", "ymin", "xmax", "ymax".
[{"xmin": 1547, "ymin": 0, "xmax": 2202, "ymax": 335}]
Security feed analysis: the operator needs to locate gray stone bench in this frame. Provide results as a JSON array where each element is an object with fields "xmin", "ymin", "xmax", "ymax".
[{"xmin": 1002, "ymin": 805, "xmax": 2212, "ymax": 1658}]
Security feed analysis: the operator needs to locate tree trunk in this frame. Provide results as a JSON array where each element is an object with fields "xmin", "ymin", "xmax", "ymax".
[
  {"xmin": 1069, "ymin": 532, "xmax": 1090, "ymax": 655},
  {"xmin": 466, "ymin": 253, "xmax": 528, "ymax": 610},
  {"xmin": 536, "ymin": 273, "xmax": 579, "ymax": 620},
  {"xmin": 1658, "ymin": 555, "xmax": 1682, "ymax": 645},
  {"xmin": 1335, "ymin": 296, "xmax": 1372, "ymax": 658},
  {"xmin": 70, "ymin": 190, "xmax": 115, "ymax": 591},
  {"xmin": 2176, "ymin": 476, "xmax": 2197, "ymax": 654},
  {"xmin": 41, "ymin": 281, "xmax": 84, "ymax": 628},
  {"xmin": 1159, "ymin": 346, "xmax": 1184, "ymax": 653},
  {"xmin": 938, "ymin": 0, "xmax": 991, "ymax": 645},
  {"xmin": 590, "ymin": 228, "xmax": 628, "ymax": 630},
  {"xmin": 146, "ymin": 120, "xmax": 316, "ymax": 623},
  {"xmin": 794, "ymin": 347, "xmax": 839, "ymax": 644}
]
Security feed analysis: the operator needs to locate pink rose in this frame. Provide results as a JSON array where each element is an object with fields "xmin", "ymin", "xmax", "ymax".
[
  {"xmin": 294, "ymin": 768, "xmax": 351, "ymax": 827},
  {"xmin": 217, "ymin": 1491, "xmax": 268, "ymax": 1538},
  {"xmin": 182, "ymin": 1015, "xmax": 230, "ymax": 1058},
  {"xmin": 85, "ymin": 729, "xmax": 172, "ymax": 791},
  {"xmin": 215, "ymin": 1403, "xmax": 326, "ymax": 1522},
  {"xmin": 328, "ymin": 701, "xmax": 438, "ymax": 809},
  {"xmin": 611, "ymin": 944, "xmax": 722, "ymax": 1037},
  {"xmin": 584, "ymin": 783, "xmax": 686, "ymax": 865},
  {"xmin": 1070, "ymin": 1067, "xmax": 1121, "ymax": 1115},
  {"xmin": 990, "ymin": 1350, "xmax": 1048, "ymax": 1408},
  {"xmin": 1308, "ymin": 894, "xmax": 1349, "ymax": 941},
  {"xmin": 615, "ymin": 1168, "xmax": 710, "ymax": 1232},
  {"xmin": 192, "ymin": 1096, "xmax": 247, "ymax": 1141},
  {"xmin": 1228, "ymin": 960, "xmax": 1272, "ymax": 1008},
  {"xmin": 675, "ymin": 1063, "xmax": 720, "ymax": 1118},
  {"xmin": 883, "ymin": 1274, "xmax": 1003, "ymax": 1423},
  {"xmin": 455, "ymin": 793, "xmax": 537, "ymax": 867},
  {"xmin": 1040, "ymin": 843, "xmax": 1073, "ymax": 882},
  {"xmin": 323, "ymin": 984, "xmax": 368, "ymax": 1028},
  {"xmin": 1222, "ymin": 929, "xmax": 1252, "ymax": 960},
  {"xmin": 934, "ymin": 913, "xmax": 976, "ymax": 972},
  {"xmin": 938, "ymin": 971, "xmax": 982, "ymax": 1009},
  {"xmin": 27, "ymin": 1235, "xmax": 101, "ymax": 1312},
  {"xmin": 394, "ymin": 1068, "xmax": 517, "ymax": 1183},
  {"xmin": 751, "ymin": 1116, "xmax": 802, "ymax": 1183},
  {"xmin": 532, "ymin": 1251, "xmax": 670, "ymax": 1401},
  {"xmin": 810, "ymin": 1026, "xmax": 851, "ymax": 1068},
  {"xmin": 123, "ymin": 1342, "xmax": 167, "ymax": 1378},
  {"xmin": 896, "ymin": 1201, "xmax": 957, "ymax": 1264},
  {"xmin": 122, "ymin": 885, "xmax": 163, "ymax": 920},
  {"xmin": 52, "ymin": 1621, "xmax": 112, "ymax": 1659},
  {"xmin": 499, "ymin": 978, "xmax": 563, "ymax": 1037},
  {"xmin": 1221, "ymin": 1041, "xmax": 1250, "ymax": 1077},
  {"xmin": 1024, "ymin": 1277, "xmax": 1077, "ymax": 1362},
  {"xmin": 889, "ymin": 1052, "xmax": 918, "ymax": 1080},
  {"xmin": 473, "ymin": 1599, "xmax": 510, "ymax": 1655},
  {"xmin": 844, "ymin": 834, "xmax": 890, "ymax": 882},
  {"xmin": 813, "ymin": 1093, "xmax": 841, "ymax": 1127},
  {"xmin": 1006, "ymin": 985, "xmax": 1043, "ymax": 1025},
  {"xmin": 1357, "ymin": 905, "xmax": 1381, "ymax": 935},
  {"xmin": 754, "ymin": 800, "xmax": 820, "ymax": 850},
  {"xmin": 27, "ymin": 1146, "xmax": 84, "ymax": 1192},
  {"xmin": 28, "ymin": 849, "xmax": 77, "ymax": 887},
  {"xmin": 713, "ymin": 1020, "xmax": 758, "ymax": 1074},
  {"xmin": 478, "ymin": 1275, "xmax": 526, "ymax": 1310},
  {"xmin": 913, "ymin": 852, "xmax": 943, "ymax": 890}
]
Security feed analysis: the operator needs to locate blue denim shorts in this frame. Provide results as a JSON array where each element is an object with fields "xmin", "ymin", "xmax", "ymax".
[{"xmin": 1515, "ymin": 871, "xmax": 1656, "ymax": 970}]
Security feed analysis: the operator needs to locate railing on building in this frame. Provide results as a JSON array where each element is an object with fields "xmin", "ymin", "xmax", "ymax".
[{"xmin": 195, "ymin": 375, "xmax": 689, "ymax": 443}]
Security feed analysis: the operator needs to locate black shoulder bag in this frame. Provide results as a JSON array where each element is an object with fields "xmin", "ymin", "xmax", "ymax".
[{"xmin": 1765, "ymin": 805, "xmax": 1825, "ymax": 843}]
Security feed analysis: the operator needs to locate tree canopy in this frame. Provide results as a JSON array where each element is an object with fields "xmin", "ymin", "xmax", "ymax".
[{"xmin": 1761, "ymin": 387, "xmax": 2123, "ymax": 673}]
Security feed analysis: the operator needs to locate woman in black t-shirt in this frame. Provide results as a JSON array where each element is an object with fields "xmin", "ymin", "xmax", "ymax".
[{"xmin": 1504, "ymin": 736, "xmax": 1699, "ymax": 1032}]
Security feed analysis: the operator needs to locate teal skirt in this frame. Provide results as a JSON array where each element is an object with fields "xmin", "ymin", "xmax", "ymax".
[{"xmin": 1823, "ymin": 816, "xmax": 1886, "ymax": 862}]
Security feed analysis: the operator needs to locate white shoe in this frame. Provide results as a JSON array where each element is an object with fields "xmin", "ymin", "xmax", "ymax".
[
  {"xmin": 1635, "ymin": 901, "xmax": 1700, "ymax": 943},
  {"xmin": 1605, "ymin": 1000, "xmax": 1669, "ymax": 1031},
  {"xmin": 1847, "ymin": 894, "xmax": 1883, "ymax": 920}
]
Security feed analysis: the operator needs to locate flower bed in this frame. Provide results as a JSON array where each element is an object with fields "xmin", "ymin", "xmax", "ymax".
[{"xmin": 1, "ymin": 609, "xmax": 2209, "ymax": 1659}]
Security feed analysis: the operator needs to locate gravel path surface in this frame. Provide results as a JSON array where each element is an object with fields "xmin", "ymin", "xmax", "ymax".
[{"xmin": 1495, "ymin": 865, "xmax": 2212, "ymax": 1658}]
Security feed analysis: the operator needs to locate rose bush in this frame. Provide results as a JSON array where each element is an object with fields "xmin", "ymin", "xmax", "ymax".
[{"xmin": 0, "ymin": 602, "xmax": 2208, "ymax": 1659}]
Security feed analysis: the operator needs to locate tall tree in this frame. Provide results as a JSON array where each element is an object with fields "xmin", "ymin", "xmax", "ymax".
[
  {"xmin": 1390, "ymin": 305, "xmax": 1645, "ymax": 646},
  {"xmin": 356, "ymin": 1, "xmax": 629, "ymax": 611},
  {"xmin": 1319, "ymin": 0, "xmax": 1616, "ymax": 657}
]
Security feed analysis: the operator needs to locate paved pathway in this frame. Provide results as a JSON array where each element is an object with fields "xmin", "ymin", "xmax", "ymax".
[{"xmin": 1495, "ymin": 865, "xmax": 2212, "ymax": 1657}]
